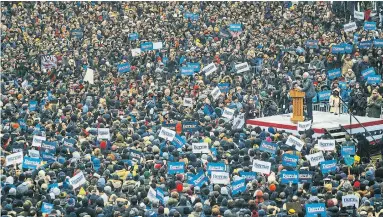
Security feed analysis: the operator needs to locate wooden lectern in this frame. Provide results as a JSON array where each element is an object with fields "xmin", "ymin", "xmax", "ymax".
[{"xmin": 290, "ymin": 89, "xmax": 305, "ymax": 123}]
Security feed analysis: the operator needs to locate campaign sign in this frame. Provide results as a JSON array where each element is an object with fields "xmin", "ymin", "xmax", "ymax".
[
  {"xmin": 344, "ymin": 22, "xmax": 357, "ymax": 32},
  {"xmin": 182, "ymin": 121, "xmax": 199, "ymax": 133},
  {"xmin": 203, "ymin": 62, "xmax": 217, "ymax": 76},
  {"xmin": 22, "ymin": 157, "xmax": 41, "ymax": 170},
  {"xmin": 239, "ymin": 171, "xmax": 257, "ymax": 181},
  {"xmin": 188, "ymin": 171, "xmax": 208, "ymax": 187},
  {"xmin": 374, "ymin": 39, "xmax": 383, "ymax": 48},
  {"xmin": 235, "ymin": 62, "xmax": 250, "ymax": 73},
  {"xmin": 338, "ymin": 81, "xmax": 347, "ymax": 89},
  {"xmin": 318, "ymin": 139, "xmax": 336, "ymax": 151},
  {"xmin": 187, "ymin": 62, "xmax": 201, "ymax": 72},
  {"xmin": 29, "ymin": 100, "xmax": 38, "ymax": 111},
  {"xmin": 331, "ymin": 45, "xmax": 345, "ymax": 54},
  {"xmin": 231, "ymin": 178, "xmax": 246, "ymax": 195},
  {"xmin": 41, "ymin": 141, "xmax": 57, "ymax": 154},
  {"xmin": 299, "ymin": 171, "xmax": 313, "ymax": 183},
  {"xmin": 180, "ymin": 67, "xmax": 195, "ymax": 76},
  {"xmin": 229, "ymin": 24, "xmax": 242, "ymax": 32},
  {"xmin": 28, "ymin": 149, "xmax": 40, "ymax": 158},
  {"xmin": 327, "ymin": 68, "xmax": 341, "ymax": 80},
  {"xmin": 97, "ymin": 128, "xmax": 111, "ymax": 140},
  {"xmin": 362, "ymin": 67, "xmax": 376, "ymax": 78},
  {"xmin": 210, "ymin": 171, "xmax": 230, "ymax": 185},
  {"xmin": 341, "ymin": 146, "xmax": 356, "ymax": 156},
  {"xmin": 162, "ymin": 123, "xmax": 177, "ymax": 131},
  {"xmin": 318, "ymin": 90, "xmax": 331, "ymax": 101},
  {"xmin": 41, "ymin": 202, "xmax": 54, "ymax": 214},
  {"xmin": 129, "ymin": 32, "xmax": 139, "ymax": 40},
  {"xmin": 306, "ymin": 40, "xmax": 319, "ymax": 48},
  {"xmin": 342, "ymin": 195, "xmax": 359, "ymax": 208},
  {"xmin": 156, "ymin": 188, "xmax": 165, "ymax": 204},
  {"xmin": 306, "ymin": 203, "xmax": 326, "ymax": 217},
  {"xmin": 168, "ymin": 162, "xmax": 185, "ymax": 174},
  {"xmin": 320, "ymin": 160, "xmax": 337, "ymax": 174},
  {"xmin": 222, "ymin": 108, "xmax": 235, "ymax": 120},
  {"xmin": 297, "ymin": 120, "xmax": 312, "ymax": 131},
  {"xmin": 218, "ymin": 83, "xmax": 230, "ymax": 93},
  {"xmin": 306, "ymin": 151, "xmax": 324, "ymax": 166},
  {"xmin": 32, "ymin": 135, "xmax": 46, "ymax": 147},
  {"xmin": 364, "ymin": 21, "xmax": 377, "ymax": 31},
  {"xmin": 252, "ymin": 160, "xmax": 271, "ymax": 174},
  {"xmin": 6, "ymin": 152, "xmax": 23, "ymax": 166},
  {"xmin": 63, "ymin": 138, "xmax": 75, "ymax": 150},
  {"xmin": 18, "ymin": 118, "xmax": 27, "ymax": 130},
  {"xmin": 359, "ymin": 40, "xmax": 372, "ymax": 49},
  {"xmin": 259, "ymin": 141, "xmax": 277, "ymax": 154},
  {"xmin": 207, "ymin": 162, "xmax": 226, "ymax": 174},
  {"xmin": 210, "ymin": 86, "xmax": 221, "ymax": 100},
  {"xmin": 71, "ymin": 29, "xmax": 83, "ymax": 39},
  {"xmin": 367, "ymin": 75, "xmax": 381, "ymax": 85},
  {"xmin": 140, "ymin": 42, "xmax": 154, "ymax": 51},
  {"xmin": 129, "ymin": 149, "xmax": 143, "ymax": 163},
  {"xmin": 286, "ymin": 135, "xmax": 305, "ymax": 151},
  {"xmin": 344, "ymin": 44, "xmax": 353, "ymax": 54},
  {"xmin": 69, "ymin": 171, "xmax": 86, "ymax": 190},
  {"xmin": 354, "ymin": 10, "xmax": 364, "ymax": 20},
  {"xmin": 282, "ymin": 154, "xmax": 299, "ymax": 167},
  {"xmin": 118, "ymin": 62, "xmax": 131, "ymax": 73},
  {"xmin": 158, "ymin": 127, "xmax": 176, "ymax": 141},
  {"xmin": 192, "ymin": 142, "xmax": 210, "ymax": 154},
  {"xmin": 171, "ymin": 134, "xmax": 186, "ymax": 149},
  {"xmin": 281, "ymin": 171, "xmax": 299, "ymax": 184},
  {"xmin": 42, "ymin": 153, "xmax": 56, "ymax": 163}
]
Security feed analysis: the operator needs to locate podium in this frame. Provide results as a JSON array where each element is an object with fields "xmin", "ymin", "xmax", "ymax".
[{"xmin": 290, "ymin": 89, "xmax": 305, "ymax": 123}]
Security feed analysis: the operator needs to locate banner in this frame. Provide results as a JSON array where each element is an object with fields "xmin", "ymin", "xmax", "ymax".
[
  {"xmin": 229, "ymin": 24, "xmax": 242, "ymax": 32},
  {"xmin": 129, "ymin": 149, "xmax": 143, "ymax": 163},
  {"xmin": 131, "ymin": 48, "xmax": 142, "ymax": 57},
  {"xmin": 162, "ymin": 123, "xmax": 176, "ymax": 131},
  {"xmin": 84, "ymin": 68, "xmax": 94, "ymax": 84},
  {"xmin": 282, "ymin": 154, "xmax": 299, "ymax": 167},
  {"xmin": 344, "ymin": 22, "xmax": 357, "ymax": 32},
  {"xmin": 306, "ymin": 151, "xmax": 324, "ymax": 166},
  {"xmin": 259, "ymin": 141, "xmax": 277, "ymax": 154},
  {"xmin": 207, "ymin": 162, "xmax": 226, "ymax": 174},
  {"xmin": 235, "ymin": 62, "xmax": 250, "ymax": 73},
  {"xmin": 147, "ymin": 187, "xmax": 158, "ymax": 203},
  {"xmin": 342, "ymin": 195, "xmax": 359, "ymax": 208},
  {"xmin": 29, "ymin": 100, "xmax": 38, "ymax": 111},
  {"xmin": 364, "ymin": 22, "xmax": 376, "ymax": 31},
  {"xmin": 374, "ymin": 39, "xmax": 383, "ymax": 48},
  {"xmin": 158, "ymin": 127, "xmax": 176, "ymax": 141},
  {"xmin": 218, "ymin": 83, "xmax": 230, "ymax": 93},
  {"xmin": 341, "ymin": 146, "xmax": 356, "ymax": 156},
  {"xmin": 299, "ymin": 171, "xmax": 313, "ymax": 183},
  {"xmin": 210, "ymin": 171, "xmax": 230, "ymax": 185},
  {"xmin": 6, "ymin": 152, "xmax": 23, "ymax": 166},
  {"xmin": 222, "ymin": 108, "xmax": 235, "ymax": 120},
  {"xmin": 184, "ymin": 12, "xmax": 199, "ymax": 20},
  {"xmin": 344, "ymin": 44, "xmax": 353, "ymax": 54},
  {"xmin": 354, "ymin": 10, "xmax": 364, "ymax": 20},
  {"xmin": 29, "ymin": 149, "xmax": 40, "ymax": 158},
  {"xmin": 367, "ymin": 75, "xmax": 381, "ymax": 85},
  {"xmin": 156, "ymin": 188, "xmax": 164, "ymax": 204},
  {"xmin": 168, "ymin": 162, "xmax": 185, "ymax": 174},
  {"xmin": 286, "ymin": 135, "xmax": 304, "ymax": 151},
  {"xmin": 320, "ymin": 159, "xmax": 337, "ymax": 173},
  {"xmin": 281, "ymin": 171, "xmax": 299, "ymax": 184},
  {"xmin": 153, "ymin": 42, "xmax": 163, "ymax": 50},
  {"xmin": 41, "ymin": 202, "xmax": 54, "ymax": 214},
  {"xmin": 187, "ymin": 62, "xmax": 201, "ymax": 72},
  {"xmin": 63, "ymin": 138, "xmax": 75, "ymax": 150},
  {"xmin": 171, "ymin": 134, "xmax": 186, "ymax": 149},
  {"xmin": 32, "ymin": 135, "xmax": 46, "ymax": 147},
  {"xmin": 297, "ymin": 120, "xmax": 312, "ymax": 131},
  {"xmin": 41, "ymin": 55, "xmax": 57, "ymax": 71},
  {"xmin": 140, "ymin": 42, "xmax": 153, "ymax": 51},
  {"xmin": 232, "ymin": 114, "xmax": 245, "ymax": 130},
  {"xmin": 361, "ymin": 67, "xmax": 376, "ymax": 78},
  {"xmin": 41, "ymin": 141, "xmax": 57, "ymax": 154},
  {"xmin": 118, "ymin": 63, "xmax": 131, "ymax": 73},
  {"xmin": 71, "ymin": 29, "xmax": 83, "ymax": 39},
  {"xmin": 183, "ymin": 98, "xmax": 193, "ymax": 107},
  {"xmin": 231, "ymin": 178, "xmax": 246, "ymax": 195},
  {"xmin": 306, "ymin": 203, "xmax": 326, "ymax": 217},
  {"xmin": 202, "ymin": 63, "xmax": 217, "ymax": 76},
  {"xmin": 192, "ymin": 142, "xmax": 210, "ymax": 154},
  {"xmin": 129, "ymin": 32, "xmax": 139, "ymax": 40},
  {"xmin": 327, "ymin": 68, "xmax": 342, "ymax": 80},
  {"xmin": 188, "ymin": 171, "xmax": 208, "ymax": 187},
  {"xmin": 239, "ymin": 171, "xmax": 257, "ymax": 181},
  {"xmin": 252, "ymin": 160, "xmax": 271, "ymax": 174},
  {"xmin": 69, "ymin": 171, "xmax": 86, "ymax": 190},
  {"xmin": 331, "ymin": 45, "xmax": 345, "ymax": 54},
  {"xmin": 182, "ymin": 121, "xmax": 199, "ymax": 132},
  {"xmin": 97, "ymin": 128, "xmax": 111, "ymax": 140},
  {"xmin": 180, "ymin": 67, "xmax": 195, "ymax": 76},
  {"xmin": 318, "ymin": 139, "xmax": 336, "ymax": 151},
  {"xmin": 22, "ymin": 157, "xmax": 41, "ymax": 170},
  {"xmin": 359, "ymin": 40, "xmax": 372, "ymax": 49},
  {"xmin": 42, "ymin": 153, "xmax": 56, "ymax": 163},
  {"xmin": 318, "ymin": 90, "xmax": 331, "ymax": 101},
  {"xmin": 306, "ymin": 40, "xmax": 319, "ymax": 49},
  {"xmin": 211, "ymin": 86, "xmax": 221, "ymax": 100}
]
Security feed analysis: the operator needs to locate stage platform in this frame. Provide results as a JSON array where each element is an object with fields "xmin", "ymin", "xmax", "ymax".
[{"xmin": 246, "ymin": 111, "xmax": 383, "ymax": 142}]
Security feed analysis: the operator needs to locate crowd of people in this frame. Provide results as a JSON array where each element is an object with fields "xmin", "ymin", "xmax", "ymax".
[{"xmin": 1, "ymin": 1, "xmax": 383, "ymax": 217}]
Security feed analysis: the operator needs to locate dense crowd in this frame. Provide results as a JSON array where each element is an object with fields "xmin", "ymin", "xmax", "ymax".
[{"xmin": 1, "ymin": 1, "xmax": 383, "ymax": 217}]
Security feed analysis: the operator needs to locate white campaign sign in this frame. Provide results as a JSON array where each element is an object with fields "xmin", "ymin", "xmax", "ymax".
[
  {"xmin": 344, "ymin": 22, "xmax": 357, "ymax": 32},
  {"xmin": 28, "ymin": 150, "xmax": 40, "ymax": 158},
  {"xmin": 286, "ymin": 135, "xmax": 304, "ymax": 151},
  {"xmin": 210, "ymin": 87, "xmax": 221, "ymax": 100},
  {"xmin": 97, "ymin": 128, "xmax": 111, "ymax": 140},
  {"xmin": 192, "ymin": 143, "xmax": 210, "ymax": 153},
  {"xmin": 84, "ymin": 68, "xmax": 94, "ymax": 84},
  {"xmin": 158, "ymin": 127, "xmax": 176, "ymax": 141},
  {"xmin": 318, "ymin": 139, "xmax": 336, "ymax": 151},
  {"xmin": 69, "ymin": 171, "xmax": 86, "ymax": 190},
  {"xmin": 210, "ymin": 171, "xmax": 230, "ymax": 185},
  {"xmin": 297, "ymin": 120, "xmax": 312, "ymax": 131},
  {"xmin": 306, "ymin": 151, "xmax": 325, "ymax": 166},
  {"xmin": 147, "ymin": 187, "xmax": 158, "ymax": 203},
  {"xmin": 354, "ymin": 10, "xmax": 364, "ymax": 20},
  {"xmin": 342, "ymin": 195, "xmax": 359, "ymax": 208},
  {"xmin": 32, "ymin": 135, "xmax": 46, "ymax": 147},
  {"xmin": 235, "ymin": 62, "xmax": 250, "ymax": 73},
  {"xmin": 222, "ymin": 108, "xmax": 235, "ymax": 120},
  {"xmin": 252, "ymin": 160, "xmax": 271, "ymax": 174},
  {"xmin": 153, "ymin": 42, "xmax": 163, "ymax": 50},
  {"xmin": 183, "ymin": 98, "xmax": 193, "ymax": 107},
  {"xmin": 232, "ymin": 114, "xmax": 245, "ymax": 129},
  {"xmin": 203, "ymin": 63, "xmax": 217, "ymax": 76},
  {"xmin": 6, "ymin": 152, "xmax": 24, "ymax": 166},
  {"xmin": 131, "ymin": 48, "xmax": 142, "ymax": 57}
]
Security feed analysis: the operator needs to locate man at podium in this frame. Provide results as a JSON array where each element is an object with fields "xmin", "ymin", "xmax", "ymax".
[{"xmin": 297, "ymin": 72, "xmax": 317, "ymax": 121}]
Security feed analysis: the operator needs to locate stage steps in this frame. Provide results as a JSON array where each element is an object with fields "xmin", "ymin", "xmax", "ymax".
[{"xmin": 324, "ymin": 125, "xmax": 354, "ymax": 144}]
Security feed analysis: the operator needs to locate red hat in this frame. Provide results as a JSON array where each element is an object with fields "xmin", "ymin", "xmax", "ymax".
[
  {"xmin": 154, "ymin": 164, "xmax": 162, "ymax": 169},
  {"xmin": 353, "ymin": 180, "xmax": 361, "ymax": 188},
  {"xmin": 100, "ymin": 141, "xmax": 107, "ymax": 149},
  {"xmin": 176, "ymin": 183, "xmax": 183, "ymax": 192}
]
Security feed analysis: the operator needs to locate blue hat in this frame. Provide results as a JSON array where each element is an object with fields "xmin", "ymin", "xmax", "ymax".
[{"xmin": 311, "ymin": 186, "xmax": 318, "ymax": 195}]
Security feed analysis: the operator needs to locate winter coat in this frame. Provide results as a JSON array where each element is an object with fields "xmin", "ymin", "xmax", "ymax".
[
  {"xmin": 367, "ymin": 95, "xmax": 382, "ymax": 118},
  {"xmin": 329, "ymin": 95, "xmax": 341, "ymax": 114},
  {"xmin": 302, "ymin": 78, "xmax": 316, "ymax": 99}
]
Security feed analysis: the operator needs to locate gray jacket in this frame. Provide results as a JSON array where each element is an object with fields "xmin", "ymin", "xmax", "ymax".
[{"xmin": 302, "ymin": 78, "xmax": 317, "ymax": 99}]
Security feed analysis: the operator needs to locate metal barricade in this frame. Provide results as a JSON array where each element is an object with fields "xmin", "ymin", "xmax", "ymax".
[{"xmin": 312, "ymin": 103, "xmax": 330, "ymax": 112}]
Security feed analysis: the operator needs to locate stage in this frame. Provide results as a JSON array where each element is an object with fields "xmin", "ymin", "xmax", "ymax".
[{"xmin": 246, "ymin": 111, "xmax": 383, "ymax": 142}]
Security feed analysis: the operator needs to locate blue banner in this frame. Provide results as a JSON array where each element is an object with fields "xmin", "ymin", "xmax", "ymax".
[
  {"xmin": 118, "ymin": 62, "xmax": 131, "ymax": 73},
  {"xmin": 327, "ymin": 68, "xmax": 341, "ymax": 80},
  {"xmin": 282, "ymin": 154, "xmax": 299, "ymax": 167},
  {"xmin": 41, "ymin": 141, "xmax": 57, "ymax": 154},
  {"xmin": 231, "ymin": 179, "xmax": 246, "ymax": 195},
  {"xmin": 182, "ymin": 121, "xmax": 199, "ymax": 132},
  {"xmin": 162, "ymin": 123, "xmax": 176, "ymax": 131},
  {"xmin": 42, "ymin": 152, "xmax": 56, "ymax": 163},
  {"xmin": 374, "ymin": 39, "xmax": 383, "ymax": 48},
  {"xmin": 41, "ymin": 202, "xmax": 54, "ymax": 214},
  {"xmin": 331, "ymin": 45, "xmax": 345, "ymax": 54},
  {"xmin": 364, "ymin": 22, "xmax": 377, "ymax": 31},
  {"xmin": 359, "ymin": 40, "xmax": 373, "ymax": 49},
  {"xmin": 318, "ymin": 90, "xmax": 331, "ymax": 101},
  {"xmin": 344, "ymin": 44, "xmax": 353, "ymax": 54},
  {"xmin": 229, "ymin": 24, "xmax": 242, "ymax": 32},
  {"xmin": 141, "ymin": 42, "xmax": 153, "ymax": 51},
  {"xmin": 320, "ymin": 160, "xmax": 337, "ymax": 174},
  {"xmin": 280, "ymin": 171, "xmax": 299, "ymax": 184},
  {"xmin": 156, "ymin": 188, "xmax": 165, "ymax": 204},
  {"xmin": 305, "ymin": 203, "xmax": 326, "ymax": 217},
  {"xmin": 187, "ymin": 62, "xmax": 201, "ymax": 72},
  {"xmin": 367, "ymin": 75, "xmax": 381, "ymax": 85},
  {"xmin": 184, "ymin": 12, "xmax": 199, "ymax": 20},
  {"xmin": 219, "ymin": 29, "xmax": 231, "ymax": 38},
  {"xmin": 171, "ymin": 134, "xmax": 186, "ymax": 149},
  {"xmin": 22, "ymin": 157, "xmax": 41, "ymax": 170},
  {"xmin": 338, "ymin": 81, "xmax": 347, "ymax": 89},
  {"xmin": 361, "ymin": 67, "xmax": 376, "ymax": 78},
  {"xmin": 299, "ymin": 171, "xmax": 313, "ymax": 183},
  {"xmin": 129, "ymin": 149, "xmax": 143, "ymax": 162},
  {"xmin": 180, "ymin": 67, "xmax": 195, "ymax": 76},
  {"xmin": 188, "ymin": 171, "xmax": 208, "ymax": 187},
  {"xmin": 354, "ymin": 34, "xmax": 359, "ymax": 44},
  {"xmin": 168, "ymin": 162, "xmax": 185, "ymax": 174},
  {"xmin": 341, "ymin": 146, "xmax": 356, "ymax": 156},
  {"xmin": 239, "ymin": 171, "xmax": 257, "ymax": 181},
  {"xmin": 210, "ymin": 147, "xmax": 217, "ymax": 156},
  {"xmin": 29, "ymin": 100, "xmax": 38, "ymax": 111},
  {"xmin": 259, "ymin": 141, "xmax": 277, "ymax": 154},
  {"xmin": 71, "ymin": 30, "xmax": 83, "ymax": 39},
  {"xmin": 207, "ymin": 162, "xmax": 226, "ymax": 174},
  {"xmin": 218, "ymin": 83, "xmax": 230, "ymax": 93},
  {"xmin": 18, "ymin": 118, "xmax": 27, "ymax": 130},
  {"xmin": 306, "ymin": 40, "xmax": 319, "ymax": 49},
  {"xmin": 129, "ymin": 33, "xmax": 139, "ymax": 40},
  {"xmin": 63, "ymin": 138, "xmax": 75, "ymax": 150}
]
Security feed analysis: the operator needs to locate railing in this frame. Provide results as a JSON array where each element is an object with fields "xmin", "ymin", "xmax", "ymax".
[{"xmin": 312, "ymin": 102, "xmax": 349, "ymax": 114}]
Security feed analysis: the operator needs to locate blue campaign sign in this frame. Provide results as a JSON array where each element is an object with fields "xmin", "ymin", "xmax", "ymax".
[
  {"xmin": 338, "ymin": 81, "xmax": 347, "ymax": 89},
  {"xmin": 41, "ymin": 202, "xmax": 54, "ymax": 214},
  {"xmin": 187, "ymin": 62, "xmax": 201, "ymax": 72},
  {"xmin": 318, "ymin": 90, "xmax": 331, "ymax": 101},
  {"xmin": 168, "ymin": 162, "xmax": 185, "ymax": 174},
  {"xmin": 327, "ymin": 68, "xmax": 341, "ymax": 80},
  {"xmin": 306, "ymin": 203, "xmax": 326, "ymax": 217},
  {"xmin": 180, "ymin": 67, "xmax": 195, "ymax": 76},
  {"xmin": 306, "ymin": 40, "xmax": 319, "ymax": 49},
  {"xmin": 345, "ymin": 156, "xmax": 355, "ymax": 166},
  {"xmin": 188, "ymin": 171, "xmax": 208, "ymax": 187},
  {"xmin": 184, "ymin": 12, "xmax": 199, "ymax": 20},
  {"xmin": 331, "ymin": 45, "xmax": 345, "ymax": 54},
  {"xmin": 156, "ymin": 188, "xmax": 165, "ymax": 204},
  {"xmin": 299, "ymin": 171, "xmax": 313, "ymax": 183},
  {"xmin": 63, "ymin": 138, "xmax": 75, "ymax": 150},
  {"xmin": 374, "ymin": 39, "xmax": 383, "ymax": 48},
  {"xmin": 29, "ymin": 100, "xmax": 38, "ymax": 111},
  {"xmin": 320, "ymin": 160, "xmax": 337, "ymax": 174},
  {"xmin": 129, "ymin": 149, "xmax": 143, "ymax": 162},
  {"xmin": 22, "ymin": 157, "xmax": 41, "ymax": 170},
  {"xmin": 71, "ymin": 29, "xmax": 83, "ymax": 39},
  {"xmin": 41, "ymin": 141, "xmax": 57, "ymax": 154},
  {"xmin": 359, "ymin": 40, "xmax": 372, "ymax": 49},
  {"xmin": 207, "ymin": 162, "xmax": 226, "ymax": 174},
  {"xmin": 129, "ymin": 32, "xmax": 139, "ymax": 40},
  {"xmin": 18, "ymin": 119, "xmax": 27, "ymax": 130},
  {"xmin": 367, "ymin": 75, "xmax": 381, "ymax": 85},
  {"xmin": 218, "ymin": 83, "xmax": 230, "ymax": 93},
  {"xmin": 282, "ymin": 154, "xmax": 299, "ymax": 167},
  {"xmin": 354, "ymin": 34, "xmax": 359, "ymax": 43},
  {"xmin": 280, "ymin": 171, "xmax": 299, "ymax": 184},
  {"xmin": 229, "ymin": 24, "xmax": 242, "ymax": 32},
  {"xmin": 171, "ymin": 134, "xmax": 186, "ymax": 149},
  {"xmin": 118, "ymin": 62, "xmax": 131, "ymax": 73},
  {"xmin": 210, "ymin": 147, "xmax": 217, "ymax": 156},
  {"xmin": 344, "ymin": 44, "xmax": 353, "ymax": 54},
  {"xmin": 364, "ymin": 21, "xmax": 377, "ymax": 31},
  {"xmin": 219, "ymin": 29, "xmax": 231, "ymax": 38},
  {"xmin": 239, "ymin": 171, "xmax": 257, "ymax": 181},
  {"xmin": 361, "ymin": 67, "xmax": 376, "ymax": 78},
  {"xmin": 259, "ymin": 141, "xmax": 277, "ymax": 154},
  {"xmin": 341, "ymin": 146, "xmax": 356, "ymax": 157},
  {"xmin": 141, "ymin": 42, "xmax": 153, "ymax": 51},
  {"xmin": 231, "ymin": 179, "xmax": 246, "ymax": 195},
  {"xmin": 182, "ymin": 121, "xmax": 199, "ymax": 132},
  {"xmin": 42, "ymin": 153, "xmax": 56, "ymax": 163}
]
